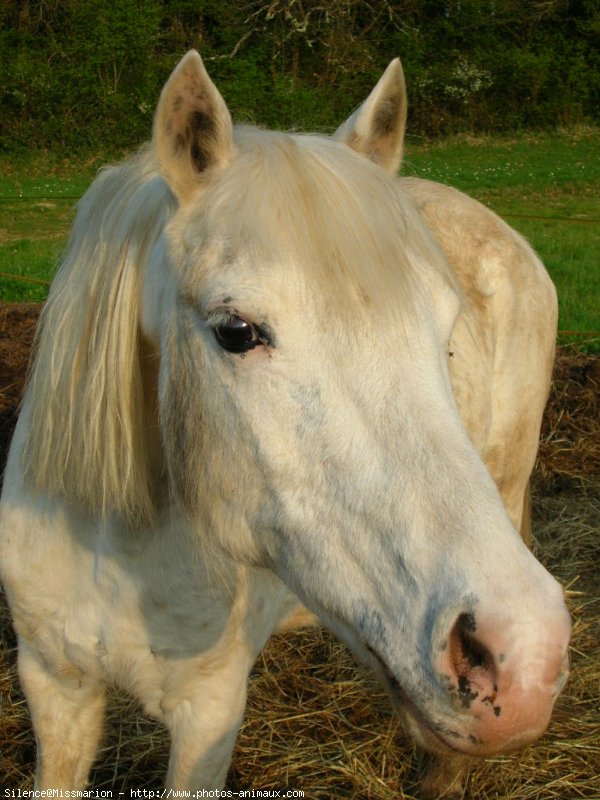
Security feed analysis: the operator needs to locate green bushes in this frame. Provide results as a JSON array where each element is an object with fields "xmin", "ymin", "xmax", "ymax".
[{"xmin": 1, "ymin": 0, "xmax": 598, "ymax": 152}]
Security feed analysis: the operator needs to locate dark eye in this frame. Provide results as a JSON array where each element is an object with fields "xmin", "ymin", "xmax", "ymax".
[{"xmin": 213, "ymin": 315, "xmax": 260, "ymax": 353}]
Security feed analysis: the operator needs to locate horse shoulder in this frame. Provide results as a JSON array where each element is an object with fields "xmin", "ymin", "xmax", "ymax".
[
  {"xmin": 400, "ymin": 177, "xmax": 556, "ymax": 326},
  {"xmin": 0, "ymin": 412, "xmax": 101, "ymax": 674}
]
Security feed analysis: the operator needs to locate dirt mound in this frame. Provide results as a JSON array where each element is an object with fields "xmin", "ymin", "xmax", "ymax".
[{"xmin": 0, "ymin": 303, "xmax": 39, "ymax": 463}]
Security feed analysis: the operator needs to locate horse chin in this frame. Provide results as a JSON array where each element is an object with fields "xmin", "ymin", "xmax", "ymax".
[{"xmin": 398, "ymin": 707, "xmax": 463, "ymax": 756}]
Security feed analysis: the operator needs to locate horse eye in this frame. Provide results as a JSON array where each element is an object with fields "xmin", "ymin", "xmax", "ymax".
[{"xmin": 213, "ymin": 315, "xmax": 260, "ymax": 353}]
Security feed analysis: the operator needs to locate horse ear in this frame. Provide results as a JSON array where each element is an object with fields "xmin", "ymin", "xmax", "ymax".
[
  {"xmin": 153, "ymin": 50, "xmax": 234, "ymax": 202},
  {"xmin": 333, "ymin": 59, "xmax": 407, "ymax": 174}
]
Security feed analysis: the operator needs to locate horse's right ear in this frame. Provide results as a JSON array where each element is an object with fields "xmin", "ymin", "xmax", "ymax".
[
  {"xmin": 153, "ymin": 50, "xmax": 234, "ymax": 202},
  {"xmin": 333, "ymin": 59, "xmax": 407, "ymax": 175}
]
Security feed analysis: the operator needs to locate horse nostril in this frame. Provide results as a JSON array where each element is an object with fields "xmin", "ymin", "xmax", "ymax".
[
  {"xmin": 446, "ymin": 613, "xmax": 498, "ymax": 708},
  {"xmin": 433, "ymin": 602, "xmax": 571, "ymax": 753},
  {"xmin": 452, "ymin": 613, "xmax": 493, "ymax": 670}
]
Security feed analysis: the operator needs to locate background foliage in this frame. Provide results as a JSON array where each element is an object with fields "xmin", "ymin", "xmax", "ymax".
[{"xmin": 1, "ymin": 0, "xmax": 599, "ymax": 151}]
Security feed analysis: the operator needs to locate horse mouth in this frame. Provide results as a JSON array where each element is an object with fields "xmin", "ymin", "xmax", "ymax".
[{"xmin": 365, "ymin": 643, "xmax": 468, "ymax": 754}]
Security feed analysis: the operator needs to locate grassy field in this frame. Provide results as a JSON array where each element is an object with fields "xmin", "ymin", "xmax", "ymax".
[
  {"xmin": 0, "ymin": 129, "xmax": 598, "ymax": 347},
  {"xmin": 404, "ymin": 128, "xmax": 600, "ymax": 348}
]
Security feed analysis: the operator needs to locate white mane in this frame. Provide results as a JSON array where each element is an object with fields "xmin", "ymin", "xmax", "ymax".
[{"xmin": 22, "ymin": 147, "xmax": 174, "ymax": 525}]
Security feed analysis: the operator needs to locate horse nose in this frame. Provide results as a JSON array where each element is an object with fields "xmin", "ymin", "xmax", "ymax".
[{"xmin": 436, "ymin": 600, "xmax": 571, "ymax": 755}]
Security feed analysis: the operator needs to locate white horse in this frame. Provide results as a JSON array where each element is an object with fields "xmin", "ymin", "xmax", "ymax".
[{"xmin": 0, "ymin": 52, "xmax": 570, "ymax": 798}]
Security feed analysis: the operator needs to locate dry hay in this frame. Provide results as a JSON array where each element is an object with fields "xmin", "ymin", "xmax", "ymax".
[
  {"xmin": 537, "ymin": 346, "xmax": 600, "ymax": 490},
  {"xmin": 0, "ymin": 303, "xmax": 598, "ymax": 798}
]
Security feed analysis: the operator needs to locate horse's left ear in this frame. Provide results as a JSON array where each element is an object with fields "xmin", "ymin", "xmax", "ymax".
[
  {"xmin": 153, "ymin": 50, "xmax": 234, "ymax": 202},
  {"xmin": 333, "ymin": 59, "xmax": 407, "ymax": 174}
]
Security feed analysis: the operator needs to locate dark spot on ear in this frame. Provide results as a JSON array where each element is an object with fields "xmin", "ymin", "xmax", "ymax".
[
  {"xmin": 189, "ymin": 111, "xmax": 216, "ymax": 173},
  {"xmin": 174, "ymin": 132, "xmax": 189, "ymax": 155},
  {"xmin": 222, "ymin": 296, "xmax": 233, "ymax": 304},
  {"xmin": 172, "ymin": 109, "xmax": 217, "ymax": 173},
  {"xmin": 191, "ymin": 141, "xmax": 208, "ymax": 173},
  {"xmin": 373, "ymin": 94, "xmax": 402, "ymax": 136},
  {"xmin": 190, "ymin": 109, "xmax": 215, "ymax": 136},
  {"xmin": 172, "ymin": 95, "xmax": 183, "ymax": 112},
  {"xmin": 493, "ymin": 705, "xmax": 501, "ymax": 717}
]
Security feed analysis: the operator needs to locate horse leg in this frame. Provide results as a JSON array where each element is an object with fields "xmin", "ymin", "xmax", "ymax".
[
  {"xmin": 163, "ymin": 660, "xmax": 250, "ymax": 789},
  {"xmin": 18, "ymin": 638, "xmax": 106, "ymax": 789}
]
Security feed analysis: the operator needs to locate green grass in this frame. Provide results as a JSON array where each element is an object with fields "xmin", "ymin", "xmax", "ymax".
[
  {"xmin": 404, "ymin": 128, "xmax": 600, "ymax": 350},
  {"xmin": 513, "ymin": 218, "xmax": 600, "ymax": 341},
  {"xmin": 0, "ymin": 201, "xmax": 75, "ymax": 302},
  {"xmin": 403, "ymin": 127, "xmax": 600, "ymax": 196},
  {"xmin": 0, "ymin": 149, "xmax": 122, "ymax": 302},
  {"xmin": 0, "ymin": 129, "xmax": 598, "ymax": 349}
]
